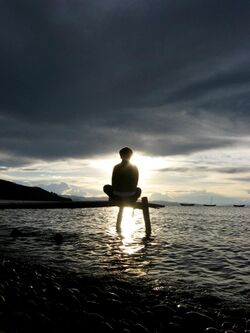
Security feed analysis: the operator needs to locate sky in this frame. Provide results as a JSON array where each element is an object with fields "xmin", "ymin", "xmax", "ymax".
[{"xmin": 0, "ymin": 0, "xmax": 250, "ymax": 204}]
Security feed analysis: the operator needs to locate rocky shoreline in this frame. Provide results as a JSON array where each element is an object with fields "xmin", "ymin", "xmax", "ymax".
[{"xmin": 0, "ymin": 257, "xmax": 249, "ymax": 333}]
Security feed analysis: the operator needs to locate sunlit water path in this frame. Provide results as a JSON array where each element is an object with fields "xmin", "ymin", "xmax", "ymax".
[{"xmin": 0, "ymin": 206, "xmax": 249, "ymax": 308}]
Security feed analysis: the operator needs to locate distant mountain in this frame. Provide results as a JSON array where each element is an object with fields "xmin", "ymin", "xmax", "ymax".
[
  {"xmin": 0, "ymin": 179, "xmax": 72, "ymax": 201},
  {"xmin": 62, "ymin": 195, "xmax": 107, "ymax": 201},
  {"xmin": 64, "ymin": 196, "xmax": 178, "ymax": 206}
]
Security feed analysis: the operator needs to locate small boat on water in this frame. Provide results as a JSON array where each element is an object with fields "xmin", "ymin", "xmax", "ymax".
[
  {"xmin": 233, "ymin": 204, "xmax": 245, "ymax": 207},
  {"xmin": 180, "ymin": 203, "xmax": 195, "ymax": 206}
]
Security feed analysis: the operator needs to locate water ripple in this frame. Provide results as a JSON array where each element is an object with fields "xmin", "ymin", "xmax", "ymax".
[{"xmin": 0, "ymin": 206, "xmax": 249, "ymax": 307}]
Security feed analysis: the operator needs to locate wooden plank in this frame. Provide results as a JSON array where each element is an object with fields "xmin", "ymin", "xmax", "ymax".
[
  {"xmin": 142, "ymin": 197, "xmax": 151, "ymax": 235},
  {"xmin": 116, "ymin": 206, "xmax": 124, "ymax": 232},
  {"xmin": 0, "ymin": 200, "xmax": 165, "ymax": 210}
]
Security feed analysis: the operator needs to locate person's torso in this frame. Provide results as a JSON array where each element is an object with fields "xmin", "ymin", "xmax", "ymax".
[{"xmin": 112, "ymin": 162, "xmax": 138, "ymax": 192}]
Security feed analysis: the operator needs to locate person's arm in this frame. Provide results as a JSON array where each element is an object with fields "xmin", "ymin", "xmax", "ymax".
[
  {"xmin": 112, "ymin": 165, "xmax": 118, "ymax": 188},
  {"xmin": 133, "ymin": 165, "xmax": 139, "ymax": 188}
]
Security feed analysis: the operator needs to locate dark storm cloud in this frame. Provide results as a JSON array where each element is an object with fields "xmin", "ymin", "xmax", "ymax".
[{"xmin": 1, "ymin": 0, "xmax": 250, "ymax": 165}]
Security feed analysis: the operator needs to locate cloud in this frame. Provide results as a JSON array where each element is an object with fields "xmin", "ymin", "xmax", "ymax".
[
  {"xmin": 36, "ymin": 182, "xmax": 70, "ymax": 195},
  {"xmin": 149, "ymin": 192, "xmax": 174, "ymax": 202},
  {"xmin": 1, "ymin": 0, "xmax": 250, "ymax": 163},
  {"xmin": 230, "ymin": 177, "xmax": 250, "ymax": 183},
  {"xmin": 0, "ymin": 151, "xmax": 34, "ymax": 168},
  {"xmin": 159, "ymin": 166, "xmax": 250, "ymax": 174}
]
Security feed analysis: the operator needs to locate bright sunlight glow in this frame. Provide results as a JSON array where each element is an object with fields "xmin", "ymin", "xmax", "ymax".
[{"xmin": 90, "ymin": 152, "xmax": 170, "ymax": 189}]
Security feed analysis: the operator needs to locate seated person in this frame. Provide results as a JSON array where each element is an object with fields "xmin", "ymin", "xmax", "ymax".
[{"xmin": 103, "ymin": 147, "xmax": 141, "ymax": 202}]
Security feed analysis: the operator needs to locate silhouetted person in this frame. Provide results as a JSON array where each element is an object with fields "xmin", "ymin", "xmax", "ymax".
[{"xmin": 103, "ymin": 147, "xmax": 141, "ymax": 202}]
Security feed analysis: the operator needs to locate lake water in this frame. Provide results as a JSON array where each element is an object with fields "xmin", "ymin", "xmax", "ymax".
[{"xmin": 0, "ymin": 205, "xmax": 249, "ymax": 309}]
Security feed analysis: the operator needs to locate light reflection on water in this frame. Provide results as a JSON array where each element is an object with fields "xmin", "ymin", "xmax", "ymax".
[
  {"xmin": 109, "ymin": 207, "xmax": 145, "ymax": 255},
  {"xmin": 0, "ymin": 206, "xmax": 249, "ymax": 306}
]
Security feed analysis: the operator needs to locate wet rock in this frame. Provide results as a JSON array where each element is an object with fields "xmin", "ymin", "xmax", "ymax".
[
  {"xmin": 203, "ymin": 328, "xmax": 221, "ymax": 333},
  {"xmin": 106, "ymin": 291, "xmax": 120, "ymax": 299},
  {"xmin": 176, "ymin": 303, "xmax": 190, "ymax": 315},
  {"xmin": 112, "ymin": 319, "xmax": 130, "ymax": 332},
  {"xmin": 22, "ymin": 298, "xmax": 39, "ymax": 312},
  {"xmin": 88, "ymin": 312, "xmax": 105, "ymax": 322},
  {"xmin": 10, "ymin": 228, "xmax": 23, "ymax": 237},
  {"xmin": 167, "ymin": 321, "xmax": 184, "ymax": 332},
  {"xmin": 11, "ymin": 311, "xmax": 32, "ymax": 330},
  {"xmin": 86, "ymin": 300, "xmax": 101, "ymax": 313},
  {"xmin": 102, "ymin": 321, "xmax": 114, "ymax": 332},
  {"xmin": 0, "ymin": 295, "xmax": 6, "ymax": 310},
  {"xmin": 221, "ymin": 321, "xmax": 232, "ymax": 330},
  {"xmin": 89, "ymin": 292, "xmax": 98, "ymax": 301},
  {"xmin": 86, "ymin": 312, "xmax": 107, "ymax": 331},
  {"xmin": 53, "ymin": 233, "xmax": 63, "ymax": 244},
  {"xmin": 127, "ymin": 307, "xmax": 140, "ymax": 321},
  {"xmin": 185, "ymin": 311, "xmax": 215, "ymax": 331},
  {"xmin": 0, "ymin": 311, "xmax": 7, "ymax": 328},
  {"xmin": 133, "ymin": 323, "xmax": 150, "ymax": 333},
  {"xmin": 172, "ymin": 315, "xmax": 184, "ymax": 325},
  {"xmin": 140, "ymin": 310, "xmax": 155, "ymax": 329},
  {"xmin": 152, "ymin": 303, "xmax": 175, "ymax": 320},
  {"xmin": 34, "ymin": 312, "xmax": 51, "ymax": 330},
  {"xmin": 195, "ymin": 294, "xmax": 222, "ymax": 306},
  {"xmin": 67, "ymin": 287, "xmax": 80, "ymax": 296},
  {"xmin": 103, "ymin": 298, "xmax": 123, "ymax": 315}
]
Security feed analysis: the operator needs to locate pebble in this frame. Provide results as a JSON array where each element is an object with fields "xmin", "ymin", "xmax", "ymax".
[
  {"xmin": 152, "ymin": 303, "xmax": 175, "ymax": 320},
  {"xmin": 167, "ymin": 321, "xmax": 184, "ymax": 332},
  {"xmin": 185, "ymin": 311, "xmax": 215, "ymax": 331},
  {"xmin": 203, "ymin": 328, "xmax": 221, "ymax": 332},
  {"xmin": 10, "ymin": 228, "xmax": 23, "ymax": 237},
  {"xmin": 133, "ymin": 323, "xmax": 150, "ymax": 333},
  {"xmin": 176, "ymin": 303, "xmax": 191, "ymax": 315},
  {"xmin": 0, "ymin": 259, "xmax": 248, "ymax": 333},
  {"xmin": 53, "ymin": 233, "xmax": 63, "ymax": 244},
  {"xmin": 0, "ymin": 295, "xmax": 6, "ymax": 309},
  {"xmin": 86, "ymin": 300, "xmax": 101, "ymax": 313},
  {"xmin": 11, "ymin": 311, "xmax": 32, "ymax": 329},
  {"xmin": 102, "ymin": 321, "xmax": 114, "ymax": 332},
  {"xmin": 221, "ymin": 321, "xmax": 232, "ymax": 330}
]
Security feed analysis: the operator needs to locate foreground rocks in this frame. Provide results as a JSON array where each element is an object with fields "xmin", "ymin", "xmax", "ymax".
[{"xmin": 0, "ymin": 258, "xmax": 249, "ymax": 333}]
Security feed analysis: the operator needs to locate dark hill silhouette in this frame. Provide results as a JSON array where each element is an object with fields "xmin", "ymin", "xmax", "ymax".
[{"xmin": 0, "ymin": 179, "xmax": 71, "ymax": 201}]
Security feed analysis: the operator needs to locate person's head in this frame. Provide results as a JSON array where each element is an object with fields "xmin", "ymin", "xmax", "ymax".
[{"xmin": 119, "ymin": 147, "xmax": 133, "ymax": 161}]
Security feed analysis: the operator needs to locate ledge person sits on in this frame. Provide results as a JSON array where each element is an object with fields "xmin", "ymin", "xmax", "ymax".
[{"xmin": 103, "ymin": 147, "xmax": 141, "ymax": 202}]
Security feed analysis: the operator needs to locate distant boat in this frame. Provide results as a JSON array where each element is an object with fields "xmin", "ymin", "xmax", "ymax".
[
  {"xmin": 233, "ymin": 204, "xmax": 245, "ymax": 207},
  {"xmin": 180, "ymin": 203, "xmax": 195, "ymax": 206}
]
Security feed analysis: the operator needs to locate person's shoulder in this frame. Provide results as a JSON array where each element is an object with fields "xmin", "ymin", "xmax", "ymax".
[
  {"xmin": 113, "ymin": 163, "xmax": 122, "ymax": 169},
  {"xmin": 130, "ymin": 163, "xmax": 138, "ymax": 171}
]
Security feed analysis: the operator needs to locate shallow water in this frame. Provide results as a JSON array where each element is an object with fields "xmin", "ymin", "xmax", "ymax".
[{"xmin": 0, "ymin": 205, "xmax": 249, "ymax": 307}]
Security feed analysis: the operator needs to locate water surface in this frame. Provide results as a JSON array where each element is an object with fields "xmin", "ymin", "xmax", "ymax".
[{"xmin": 0, "ymin": 205, "xmax": 249, "ymax": 308}]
